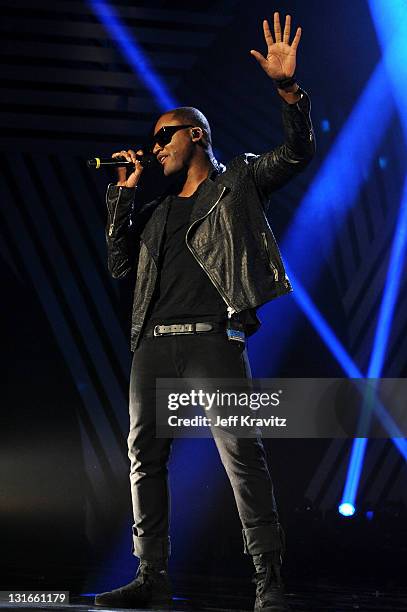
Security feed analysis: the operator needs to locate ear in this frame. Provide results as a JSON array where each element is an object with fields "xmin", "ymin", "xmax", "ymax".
[{"xmin": 191, "ymin": 127, "xmax": 202, "ymax": 141}]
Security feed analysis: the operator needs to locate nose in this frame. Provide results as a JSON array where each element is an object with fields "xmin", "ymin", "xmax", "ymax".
[{"xmin": 152, "ymin": 141, "xmax": 162, "ymax": 156}]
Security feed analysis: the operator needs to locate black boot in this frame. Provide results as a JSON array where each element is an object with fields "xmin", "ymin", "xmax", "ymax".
[
  {"xmin": 252, "ymin": 551, "xmax": 290, "ymax": 612},
  {"xmin": 94, "ymin": 559, "xmax": 172, "ymax": 609}
]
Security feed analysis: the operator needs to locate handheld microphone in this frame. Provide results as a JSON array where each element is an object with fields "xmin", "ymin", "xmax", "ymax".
[{"xmin": 87, "ymin": 152, "xmax": 156, "ymax": 169}]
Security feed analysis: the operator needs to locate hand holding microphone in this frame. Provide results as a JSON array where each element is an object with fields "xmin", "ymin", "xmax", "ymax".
[
  {"xmin": 112, "ymin": 148, "xmax": 145, "ymax": 188},
  {"xmin": 87, "ymin": 148, "xmax": 157, "ymax": 188}
]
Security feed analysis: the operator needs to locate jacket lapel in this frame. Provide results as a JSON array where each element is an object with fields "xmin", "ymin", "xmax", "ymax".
[
  {"xmin": 188, "ymin": 178, "xmax": 228, "ymax": 227},
  {"xmin": 139, "ymin": 169, "xmax": 228, "ymax": 263},
  {"xmin": 139, "ymin": 196, "xmax": 171, "ymax": 264}
]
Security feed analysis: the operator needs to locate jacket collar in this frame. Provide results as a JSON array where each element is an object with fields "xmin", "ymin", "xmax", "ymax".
[
  {"xmin": 186, "ymin": 158, "xmax": 227, "ymax": 225},
  {"xmin": 140, "ymin": 159, "xmax": 227, "ymax": 262},
  {"xmin": 208, "ymin": 159, "xmax": 226, "ymax": 180},
  {"xmin": 188, "ymin": 176, "xmax": 227, "ymax": 227}
]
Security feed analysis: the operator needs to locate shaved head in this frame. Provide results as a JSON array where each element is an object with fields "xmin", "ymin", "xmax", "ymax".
[{"xmin": 160, "ymin": 106, "xmax": 212, "ymax": 152}]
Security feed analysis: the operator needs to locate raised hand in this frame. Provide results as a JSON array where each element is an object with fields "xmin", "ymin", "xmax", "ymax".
[{"xmin": 250, "ymin": 12, "xmax": 301, "ymax": 80}]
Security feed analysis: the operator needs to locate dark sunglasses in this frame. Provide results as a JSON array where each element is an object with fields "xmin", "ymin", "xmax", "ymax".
[{"xmin": 150, "ymin": 124, "xmax": 194, "ymax": 151}]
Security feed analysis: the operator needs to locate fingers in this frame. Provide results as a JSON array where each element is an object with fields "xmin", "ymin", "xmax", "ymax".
[
  {"xmin": 112, "ymin": 150, "xmax": 131, "ymax": 163},
  {"xmin": 262, "ymin": 13, "xmax": 299, "ymax": 47},
  {"xmin": 283, "ymin": 14, "xmax": 291, "ymax": 44},
  {"xmin": 112, "ymin": 149, "xmax": 142, "ymax": 162},
  {"xmin": 112, "ymin": 149, "xmax": 144, "ymax": 187},
  {"xmin": 263, "ymin": 19, "xmax": 274, "ymax": 47},
  {"xmin": 112, "ymin": 149, "xmax": 144, "ymax": 170},
  {"xmin": 273, "ymin": 11, "xmax": 282, "ymax": 43},
  {"xmin": 291, "ymin": 26, "xmax": 302, "ymax": 51},
  {"xmin": 250, "ymin": 49, "xmax": 267, "ymax": 69}
]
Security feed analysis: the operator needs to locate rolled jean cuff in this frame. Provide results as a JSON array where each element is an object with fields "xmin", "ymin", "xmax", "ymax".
[
  {"xmin": 131, "ymin": 534, "xmax": 171, "ymax": 561},
  {"xmin": 242, "ymin": 523, "xmax": 285, "ymax": 555}
]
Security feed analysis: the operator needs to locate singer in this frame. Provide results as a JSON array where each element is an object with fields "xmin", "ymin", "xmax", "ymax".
[{"xmin": 95, "ymin": 13, "xmax": 315, "ymax": 612}]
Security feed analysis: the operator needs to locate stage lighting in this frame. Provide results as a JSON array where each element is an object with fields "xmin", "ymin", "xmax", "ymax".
[
  {"xmin": 321, "ymin": 119, "xmax": 331, "ymax": 132},
  {"xmin": 338, "ymin": 502, "xmax": 355, "ymax": 517}
]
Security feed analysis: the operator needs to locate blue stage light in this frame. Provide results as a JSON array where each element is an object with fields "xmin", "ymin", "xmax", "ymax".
[
  {"xmin": 342, "ymin": 165, "xmax": 407, "ymax": 513},
  {"xmin": 282, "ymin": 63, "xmax": 393, "ymax": 288},
  {"xmin": 369, "ymin": 0, "xmax": 407, "ymax": 139},
  {"xmin": 368, "ymin": 3, "xmax": 407, "ymax": 375},
  {"xmin": 88, "ymin": 0, "xmax": 177, "ymax": 110},
  {"xmin": 250, "ymin": 60, "xmax": 394, "ymax": 376},
  {"xmin": 367, "ymin": 177, "xmax": 407, "ymax": 378},
  {"xmin": 274, "ymin": 270, "xmax": 407, "ymax": 524},
  {"xmin": 321, "ymin": 119, "xmax": 331, "ymax": 132},
  {"xmin": 340, "ymin": 0, "xmax": 407, "ymax": 516},
  {"xmin": 338, "ymin": 502, "xmax": 355, "ymax": 517},
  {"xmin": 284, "ymin": 268, "xmax": 407, "ymax": 437},
  {"xmin": 365, "ymin": 510, "xmax": 374, "ymax": 520},
  {"xmin": 284, "ymin": 263, "xmax": 360, "ymax": 377},
  {"xmin": 341, "ymin": 438, "xmax": 369, "ymax": 513},
  {"xmin": 252, "ymin": 3, "xmax": 407, "ymax": 519}
]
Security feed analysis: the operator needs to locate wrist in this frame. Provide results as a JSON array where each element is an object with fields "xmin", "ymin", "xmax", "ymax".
[
  {"xmin": 116, "ymin": 182, "xmax": 138, "ymax": 188},
  {"xmin": 277, "ymin": 83, "xmax": 301, "ymax": 104},
  {"xmin": 273, "ymin": 74, "xmax": 297, "ymax": 90},
  {"xmin": 278, "ymin": 82, "xmax": 299, "ymax": 93}
]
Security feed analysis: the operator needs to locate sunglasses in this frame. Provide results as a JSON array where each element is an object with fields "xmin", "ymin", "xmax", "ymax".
[{"xmin": 150, "ymin": 124, "xmax": 194, "ymax": 151}]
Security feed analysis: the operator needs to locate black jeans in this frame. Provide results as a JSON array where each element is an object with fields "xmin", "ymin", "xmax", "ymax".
[{"xmin": 127, "ymin": 329, "xmax": 283, "ymax": 562}]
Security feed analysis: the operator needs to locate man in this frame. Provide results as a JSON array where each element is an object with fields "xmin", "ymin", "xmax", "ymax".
[{"xmin": 95, "ymin": 12, "xmax": 315, "ymax": 612}]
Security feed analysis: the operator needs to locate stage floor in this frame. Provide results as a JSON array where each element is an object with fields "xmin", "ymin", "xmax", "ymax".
[{"xmin": 0, "ymin": 582, "xmax": 406, "ymax": 612}]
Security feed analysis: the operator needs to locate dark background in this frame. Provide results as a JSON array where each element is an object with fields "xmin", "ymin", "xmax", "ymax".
[{"xmin": 0, "ymin": 0, "xmax": 406, "ymax": 597}]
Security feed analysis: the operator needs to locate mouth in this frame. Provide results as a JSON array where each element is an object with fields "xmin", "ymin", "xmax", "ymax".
[{"xmin": 158, "ymin": 154, "xmax": 169, "ymax": 165}]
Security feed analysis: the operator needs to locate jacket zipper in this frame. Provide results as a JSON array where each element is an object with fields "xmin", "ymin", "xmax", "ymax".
[
  {"xmin": 295, "ymin": 92, "xmax": 313, "ymax": 143},
  {"xmin": 108, "ymin": 186, "xmax": 122, "ymax": 237},
  {"xmin": 185, "ymin": 186, "xmax": 236, "ymax": 319},
  {"xmin": 261, "ymin": 231, "xmax": 279, "ymax": 282}
]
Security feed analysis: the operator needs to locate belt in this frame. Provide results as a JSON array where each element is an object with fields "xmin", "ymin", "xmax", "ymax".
[{"xmin": 142, "ymin": 320, "xmax": 245, "ymax": 339}]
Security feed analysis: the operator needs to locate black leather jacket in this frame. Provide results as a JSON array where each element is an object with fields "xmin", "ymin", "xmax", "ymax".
[{"xmin": 105, "ymin": 87, "xmax": 315, "ymax": 352}]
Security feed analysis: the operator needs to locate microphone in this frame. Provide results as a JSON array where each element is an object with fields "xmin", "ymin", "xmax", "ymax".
[{"xmin": 87, "ymin": 152, "xmax": 157, "ymax": 169}]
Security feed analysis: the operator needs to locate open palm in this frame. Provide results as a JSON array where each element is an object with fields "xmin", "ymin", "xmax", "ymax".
[{"xmin": 250, "ymin": 12, "xmax": 301, "ymax": 80}]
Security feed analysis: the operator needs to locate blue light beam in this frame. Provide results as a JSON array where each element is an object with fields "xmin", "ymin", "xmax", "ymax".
[
  {"xmin": 369, "ymin": 0, "xmax": 407, "ymax": 139},
  {"xmin": 284, "ymin": 267, "xmax": 407, "ymax": 441},
  {"xmin": 88, "ymin": 0, "xmax": 177, "ymax": 110},
  {"xmin": 250, "ymin": 60, "xmax": 394, "ymax": 375},
  {"xmin": 340, "ymin": 0, "xmax": 407, "ymax": 514}
]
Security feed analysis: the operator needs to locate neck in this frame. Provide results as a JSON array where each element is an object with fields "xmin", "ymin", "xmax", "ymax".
[{"xmin": 177, "ymin": 155, "xmax": 216, "ymax": 197}]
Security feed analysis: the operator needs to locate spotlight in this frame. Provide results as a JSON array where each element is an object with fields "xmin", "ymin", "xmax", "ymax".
[
  {"xmin": 338, "ymin": 502, "xmax": 355, "ymax": 517},
  {"xmin": 321, "ymin": 119, "xmax": 331, "ymax": 132}
]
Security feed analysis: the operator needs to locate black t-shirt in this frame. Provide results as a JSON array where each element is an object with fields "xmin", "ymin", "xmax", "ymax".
[{"xmin": 145, "ymin": 192, "xmax": 228, "ymax": 325}]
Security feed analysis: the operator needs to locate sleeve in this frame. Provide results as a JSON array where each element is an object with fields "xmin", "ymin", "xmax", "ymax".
[
  {"xmin": 247, "ymin": 87, "xmax": 316, "ymax": 208},
  {"xmin": 105, "ymin": 183, "xmax": 140, "ymax": 280}
]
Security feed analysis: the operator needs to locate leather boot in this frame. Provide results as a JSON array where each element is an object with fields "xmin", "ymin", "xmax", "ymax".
[
  {"xmin": 252, "ymin": 551, "xmax": 291, "ymax": 611},
  {"xmin": 94, "ymin": 559, "xmax": 172, "ymax": 609}
]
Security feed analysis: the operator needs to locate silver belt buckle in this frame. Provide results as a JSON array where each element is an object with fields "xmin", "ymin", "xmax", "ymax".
[
  {"xmin": 175, "ymin": 323, "xmax": 194, "ymax": 334},
  {"xmin": 154, "ymin": 323, "xmax": 195, "ymax": 336}
]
